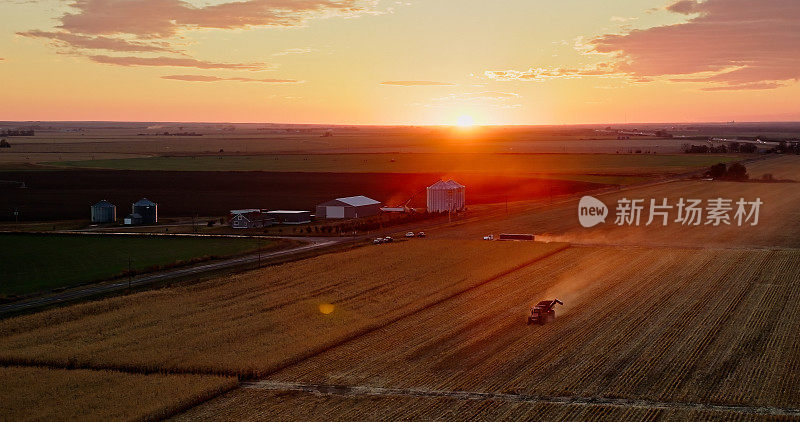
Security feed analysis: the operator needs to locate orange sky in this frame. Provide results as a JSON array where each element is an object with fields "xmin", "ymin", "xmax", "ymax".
[{"xmin": 1, "ymin": 0, "xmax": 798, "ymax": 125}]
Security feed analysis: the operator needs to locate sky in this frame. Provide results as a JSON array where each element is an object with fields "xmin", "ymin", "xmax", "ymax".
[{"xmin": 0, "ymin": 0, "xmax": 798, "ymax": 125}]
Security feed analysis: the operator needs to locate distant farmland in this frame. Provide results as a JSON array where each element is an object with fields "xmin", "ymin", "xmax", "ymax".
[
  {"xmin": 52, "ymin": 153, "xmax": 739, "ymax": 174},
  {"xmin": 0, "ymin": 234, "xmax": 281, "ymax": 296}
]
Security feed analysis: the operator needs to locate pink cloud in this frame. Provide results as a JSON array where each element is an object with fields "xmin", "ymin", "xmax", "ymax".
[
  {"xmin": 59, "ymin": 0, "xmax": 371, "ymax": 38},
  {"xmin": 89, "ymin": 55, "xmax": 269, "ymax": 70},
  {"xmin": 161, "ymin": 74, "xmax": 301, "ymax": 83},
  {"xmin": 380, "ymin": 81, "xmax": 454, "ymax": 86},
  {"xmin": 17, "ymin": 30, "xmax": 177, "ymax": 53},
  {"xmin": 590, "ymin": 0, "xmax": 800, "ymax": 90}
]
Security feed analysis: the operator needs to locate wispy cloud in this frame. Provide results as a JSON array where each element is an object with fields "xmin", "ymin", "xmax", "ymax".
[
  {"xmin": 272, "ymin": 48, "xmax": 315, "ymax": 56},
  {"xmin": 89, "ymin": 55, "xmax": 270, "ymax": 70},
  {"xmin": 380, "ymin": 80, "xmax": 455, "ymax": 86},
  {"xmin": 17, "ymin": 30, "xmax": 178, "ymax": 53},
  {"xmin": 161, "ymin": 74, "xmax": 302, "ymax": 83},
  {"xmin": 485, "ymin": 63, "xmax": 620, "ymax": 81}
]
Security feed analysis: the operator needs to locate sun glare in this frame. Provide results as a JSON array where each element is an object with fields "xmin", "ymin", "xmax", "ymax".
[{"xmin": 456, "ymin": 115, "xmax": 475, "ymax": 127}]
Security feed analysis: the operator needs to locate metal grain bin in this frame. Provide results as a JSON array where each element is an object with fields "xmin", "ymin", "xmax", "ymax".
[{"xmin": 90, "ymin": 200, "xmax": 116, "ymax": 223}]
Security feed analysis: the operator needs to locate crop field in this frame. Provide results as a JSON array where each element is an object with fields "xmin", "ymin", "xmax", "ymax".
[
  {"xmin": 0, "ymin": 240, "xmax": 567, "ymax": 377},
  {"xmin": 0, "ymin": 366, "xmax": 236, "ymax": 421},
  {"xmin": 0, "ymin": 234, "xmax": 282, "ymax": 296},
  {"xmin": 174, "ymin": 390, "xmax": 787, "ymax": 422},
  {"xmin": 745, "ymin": 155, "xmax": 800, "ymax": 181},
  {"xmin": 50, "ymin": 153, "xmax": 738, "ymax": 175},
  {"xmin": 255, "ymin": 246, "xmax": 800, "ymax": 407},
  {"xmin": 437, "ymin": 179, "xmax": 800, "ymax": 249}
]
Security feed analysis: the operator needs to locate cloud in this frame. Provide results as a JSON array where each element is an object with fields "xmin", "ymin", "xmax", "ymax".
[
  {"xmin": 89, "ymin": 55, "xmax": 269, "ymax": 70},
  {"xmin": 58, "ymin": 0, "xmax": 375, "ymax": 38},
  {"xmin": 485, "ymin": 63, "xmax": 620, "ymax": 81},
  {"xmin": 589, "ymin": 0, "xmax": 800, "ymax": 90},
  {"xmin": 161, "ymin": 74, "xmax": 301, "ymax": 83},
  {"xmin": 17, "ymin": 30, "xmax": 177, "ymax": 53},
  {"xmin": 272, "ymin": 48, "xmax": 315, "ymax": 56},
  {"xmin": 380, "ymin": 80, "xmax": 455, "ymax": 86}
]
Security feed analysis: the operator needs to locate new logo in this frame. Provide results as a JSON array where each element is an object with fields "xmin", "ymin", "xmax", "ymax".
[{"xmin": 578, "ymin": 196, "xmax": 608, "ymax": 228}]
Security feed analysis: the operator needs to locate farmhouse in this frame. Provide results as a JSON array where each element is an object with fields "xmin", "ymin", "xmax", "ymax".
[
  {"xmin": 426, "ymin": 179, "xmax": 466, "ymax": 213},
  {"xmin": 229, "ymin": 209, "xmax": 274, "ymax": 229},
  {"xmin": 90, "ymin": 200, "xmax": 116, "ymax": 223},
  {"xmin": 316, "ymin": 195, "xmax": 382, "ymax": 219},
  {"xmin": 132, "ymin": 198, "xmax": 158, "ymax": 224},
  {"xmin": 267, "ymin": 210, "xmax": 312, "ymax": 224}
]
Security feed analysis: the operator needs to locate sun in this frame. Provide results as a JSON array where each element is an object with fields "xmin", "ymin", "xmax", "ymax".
[{"xmin": 456, "ymin": 115, "xmax": 475, "ymax": 127}]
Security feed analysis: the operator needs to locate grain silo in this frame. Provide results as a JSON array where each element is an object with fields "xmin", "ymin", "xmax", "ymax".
[
  {"xmin": 90, "ymin": 200, "xmax": 116, "ymax": 223},
  {"xmin": 132, "ymin": 198, "xmax": 158, "ymax": 224},
  {"xmin": 426, "ymin": 180, "xmax": 466, "ymax": 213}
]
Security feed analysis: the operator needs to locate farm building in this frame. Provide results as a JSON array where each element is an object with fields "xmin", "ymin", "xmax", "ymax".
[
  {"xmin": 123, "ymin": 213, "xmax": 143, "ymax": 225},
  {"xmin": 229, "ymin": 209, "xmax": 274, "ymax": 229},
  {"xmin": 266, "ymin": 210, "xmax": 312, "ymax": 225},
  {"xmin": 90, "ymin": 200, "xmax": 116, "ymax": 223},
  {"xmin": 316, "ymin": 195, "xmax": 382, "ymax": 219},
  {"xmin": 427, "ymin": 179, "xmax": 466, "ymax": 213},
  {"xmin": 132, "ymin": 198, "xmax": 158, "ymax": 224}
]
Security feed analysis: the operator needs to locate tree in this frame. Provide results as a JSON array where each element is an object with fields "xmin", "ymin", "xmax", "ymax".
[
  {"xmin": 708, "ymin": 163, "xmax": 727, "ymax": 179},
  {"xmin": 726, "ymin": 162, "xmax": 749, "ymax": 180}
]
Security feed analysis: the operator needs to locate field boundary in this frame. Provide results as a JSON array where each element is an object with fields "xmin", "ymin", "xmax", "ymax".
[{"xmin": 243, "ymin": 380, "xmax": 800, "ymax": 417}]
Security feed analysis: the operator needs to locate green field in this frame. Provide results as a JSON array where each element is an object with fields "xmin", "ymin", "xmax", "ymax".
[
  {"xmin": 0, "ymin": 234, "xmax": 277, "ymax": 296},
  {"xmin": 51, "ymin": 153, "xmax": 740, "ymax": 175}
]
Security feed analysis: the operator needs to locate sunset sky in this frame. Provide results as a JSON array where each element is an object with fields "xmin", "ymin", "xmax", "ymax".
[{"xmin": 1, "ymin": 0, "xmax": 798, "ymax": 125}]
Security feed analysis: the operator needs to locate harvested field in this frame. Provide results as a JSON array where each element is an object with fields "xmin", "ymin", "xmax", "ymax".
[
  {"xmin": 0, "ymin": 170, "xmax": 605, "ymax": 220},
  {"xmin": 266, "ymin": 246, "xmax": 800, "ymax": 409},
  {"xmin": 0, "ymin": 240, "xmax": 567, "ymax": 377},
  {"xmin": 439, "ymin": 180, "xmax": 800, "ymax": 248},
  {"xmin": 746, "ymin": 155, "xmax": 800, "ymax": 181},
  {"xmin": 173, "ymin": 389, "xmax": 795, "ymax": 422},
  {"xmin": 0, "ymin": 366, "xmax": 236, "ymax": 421}
]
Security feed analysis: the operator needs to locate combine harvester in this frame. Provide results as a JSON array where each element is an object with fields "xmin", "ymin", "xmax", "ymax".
[{"xmin": 527, "ymin": 299, "xmax": 563, "ymax": 325}]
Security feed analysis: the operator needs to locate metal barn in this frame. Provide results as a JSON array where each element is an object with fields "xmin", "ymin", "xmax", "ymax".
[
  {"xmin": 426, "ymin": 180, "xmax": 466, "ymax": 213},
  {"xmin": 266, "ymin": 210, "xmax": 312, "ymax": 224},
  {"xmin": 132, "ymin": 198, "xmax": 158, "ymax": 224},
  {"xmin": 91, "ymin": 200, "xmax": 116, "ymax": 223},
  {"xmin": 316, "ymin": 195, "xmax": 382, "ymax": 219}
]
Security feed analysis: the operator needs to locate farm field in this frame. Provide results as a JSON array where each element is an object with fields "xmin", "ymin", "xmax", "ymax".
[
  {"xmin": 0, "ymin": 240, "xmax": 567, "ymax": 377},
  {"xmin": 436, "ymin": 179, "xmax": 800, "ymax": 249},
  {"xmin": 0, "ymin": 366, "xmax": 236, "ymax": 421},
  {"xmin": 0, "ymin": 170, "xmax": 607, "ymax": 221},
  {"xmin": 262, "ymin": 246, "xmax": 800, "ymax": 409},
  {"xmin": 50, "ymin": 153, "xmax": 739, "ymax": 175},
  {"xmin": 0, "ymin": 233, "xmax": 284, "ymax": 296},
  {"xmin": 174, "ymin": 389, "xmax": 789, "ymax": 422},
  {"xmin": 745, "ymin": 155, "xmax": 800, "ymax": 181}
]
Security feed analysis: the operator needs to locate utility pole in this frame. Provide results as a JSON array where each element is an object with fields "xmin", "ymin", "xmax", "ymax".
[{"xmin": 128, "ymin": 256, "xmax": 132, "ymax": 290}]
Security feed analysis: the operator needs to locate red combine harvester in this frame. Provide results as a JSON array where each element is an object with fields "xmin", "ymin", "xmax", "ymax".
[{"xmin": 527, "ymin": 299, "xmax": 563, "ymax": 325}]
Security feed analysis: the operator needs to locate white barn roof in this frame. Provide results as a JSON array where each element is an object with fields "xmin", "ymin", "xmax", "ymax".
[
  {"xmin": 428, "ymin": 179, "xmax": 465, "ymax": 190},
  {"xmin": 337, "ymin": 195, "xmax": 380, "ymax": 206}
]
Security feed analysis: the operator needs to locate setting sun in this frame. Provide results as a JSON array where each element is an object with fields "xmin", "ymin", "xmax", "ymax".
[{"xmin": 456, "ymin": 115, "xmax": 475, "ymax": 127}]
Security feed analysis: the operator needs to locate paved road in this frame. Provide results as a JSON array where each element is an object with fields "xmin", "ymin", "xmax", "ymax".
[{"xmin": 0, "ymin": 237, "xmax": 341, "ymax": 316}]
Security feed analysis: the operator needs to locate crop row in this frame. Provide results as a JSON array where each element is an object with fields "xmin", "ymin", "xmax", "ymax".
[
  {"xmin": 0, "ymin": 239, "xmax": 566, "ymax": 378},
  {"xmin": 268, "ymin": 246, "xmax": 800, "ymax": 409}
]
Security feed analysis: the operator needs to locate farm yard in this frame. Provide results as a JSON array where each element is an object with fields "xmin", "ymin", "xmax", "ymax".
[{"xmin": 0, "ymin": 234, "xmax": 285, "ymax": 297}]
